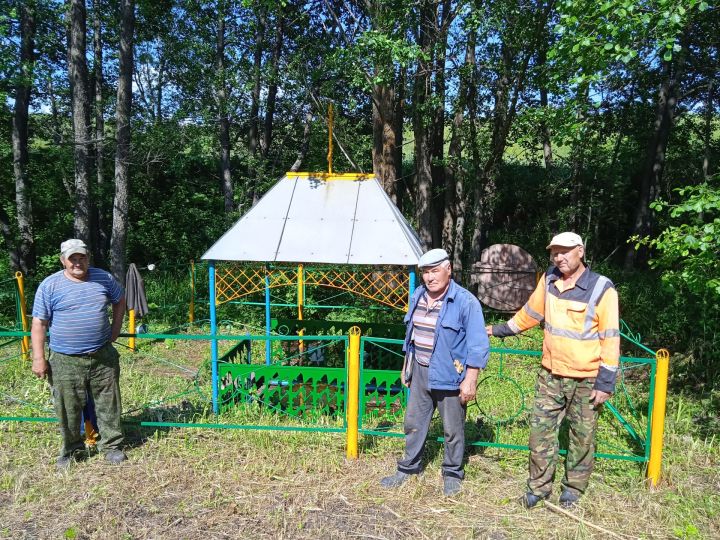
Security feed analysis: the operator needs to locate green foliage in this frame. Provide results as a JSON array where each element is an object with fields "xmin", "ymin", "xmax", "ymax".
[
  {"xmin": 550, "ymin": 0, "xmax": 704, "ymax": 80},
  {"xmin": 634, "ymin": 178, "xmax": 720, "ymax": 298}
]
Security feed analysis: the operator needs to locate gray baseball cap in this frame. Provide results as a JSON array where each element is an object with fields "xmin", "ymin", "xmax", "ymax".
[
  {"xmin": 546, "ymin": 232, "xmax": 584, "ymax": 249},
  {"xmin": 418, "ymin": 248, "xmax": 449, "ymax": 268},
  {"xmin": 60, "ymin": 239, "xmax": 88, "ymax": 259}
]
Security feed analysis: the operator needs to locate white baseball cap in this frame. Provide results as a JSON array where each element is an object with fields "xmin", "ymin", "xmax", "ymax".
[
  {"xmin": 418, "ymin": 248, "xmax": 450, "ymax": 268},
  {"xmin": 546, "ymin": 232, "xmax": 584, "ymax": 250},
  {"xmin": 60, "ymin": 239, "xmax": 88, "ymax": 258}
]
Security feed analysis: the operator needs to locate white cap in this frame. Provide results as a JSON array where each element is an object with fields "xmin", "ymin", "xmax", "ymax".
[
  {"xmin": 60, "ymin": 239, "xmax": 88, "ymax": 258},
  {"xmin": 546, "ymin": 232, "xmax": 584, "ymax": 250},
  {"xmin": 418, "ymin": 248, "xmax": 449, "ymax": 268}
]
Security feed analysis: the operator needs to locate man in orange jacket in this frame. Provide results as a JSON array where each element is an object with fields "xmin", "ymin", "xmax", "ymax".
[{"xmin": 487, "ymin": 232, "xmax": 620, "ymax": 509}]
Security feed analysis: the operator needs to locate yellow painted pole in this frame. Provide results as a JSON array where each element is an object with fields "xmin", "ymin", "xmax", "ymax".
[
  {"xmin": 346, "ymin": 326, "xmax": 361, "ymax": 459},
  {"xmin": 647, "ymin": 348, "xmax": 670, "ymax": 487},
  {"xmin": 327, "ymin": 103, "xmax": 333, "ymax": 174},
  {"xmin": 189, "ymin": 260, "xmax": 195, "ymax": 324},
  {"xmin": 298, "ymin": 264, "xmax": 304, "ymax": 354},
  {"xmin": 15, "ymin": 272, "xmax": 30, "ymax": 360},
  {"xmin": 128, "ymin": 308, "xmax": 136, "ymax": 352}
]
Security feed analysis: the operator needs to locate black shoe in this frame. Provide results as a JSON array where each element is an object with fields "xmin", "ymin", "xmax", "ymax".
[
  {"xmin": 559, "ymin": 489, "xmax": 580, "ymax": 508},
  {"xmin": 380, "ymin": 471, "xmax": 410, "ymax": 489},
  {"xmin": 443, "ymin": 476, "xmax": 462, "ymax": 497},
  {"xmin": 56, "ymin": 455, "xmax": 73, "ymax": 471},
  {"xmin": 520, "ymin": 492, "xmax": 547, "ymax": 509},
  {"xmin": 56, "ymin": 449, "xmax": 87, "ymax": 471},
  {"xmin": 104, "ymin": 449, "xmax": 127, "ymax": 464}
]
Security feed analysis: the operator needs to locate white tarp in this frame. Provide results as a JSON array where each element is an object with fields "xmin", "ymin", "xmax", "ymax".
[{"xmin": 201, "ymin": 173, "xmax": 423, "ymax": 265}]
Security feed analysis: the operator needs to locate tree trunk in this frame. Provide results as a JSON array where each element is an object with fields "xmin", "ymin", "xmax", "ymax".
[
  {"xmin": 569, "ymin": 82, "xmax": 589, "ymax": 230},
  {"xmin": 372, "ymin": 82, "xmax": 397, "ymax": 202},
  {"xmin": 12, "ymin": 2, "xmax": 36, "ymax": 274},
  {"xmin": 702, "ymin": 78, "xmax": 714, "ymax": 182},
  {"xmin": 624, "ymin": 52, "xmax": 686, "ymax": 268},
  {"xmin": 93, "ymin": 0, "xmax": 108, "ymax": 266},
  {"xmin": 465, "ymin": 38, "xmax": 480, "ymax": 265},
  {"xmin": 394, "ymin": 66, "xmax": 406, "ymax": 212},
  {"xmin": 469, "ymin": 43, "xmax": 511, "ymax": 262},
  {"xmin": 110, "ymin": 0, "xmax": 134, "ymax": 283},
  {"xmin": 447, "ymin": 29, "xmax": 476, "ymax": 271},
  {"xmin": 69, "ymin": 0, "xmax": 92, "ymax": 245},
  {"xmin": 247, "ymin": 7, "xmax": 266, "ymax": 205},
  {"xmin": 0, "ymin": 206, "xmax": 20, "ymax": 271},
  {"xmin": 413, "ymin": 0, "xmax": 435, "ymax": 249},
  {"xmin": 261, "ymin": 14, "xmax": 283, "ymax": 157},
  {"xmin": 215, "ymin": 6, "xmax": 233, "ymax": 213},
  {"xmin": 430, "ymin": 0, "xmax": 453, "ymax": 248},
  {"xmin": 538, "ymin": 46, "xmax": 554, "ymax": 171},
  {"xmin": 289, "ymin": 108, "xmax": 312, "ymax": 172},
  {"xmin": 156, "ymin": 55, "xmax": 164, "ymax": 123}
]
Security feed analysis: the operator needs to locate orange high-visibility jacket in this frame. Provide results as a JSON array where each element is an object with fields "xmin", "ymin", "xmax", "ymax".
[{"xmin": 500, "ymin": 266, "xmax": 620, "ymax": 380}]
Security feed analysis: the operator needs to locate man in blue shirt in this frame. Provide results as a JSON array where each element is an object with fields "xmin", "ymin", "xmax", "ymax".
[
  {"xmin": 31, "ymin": 239, "xmax": 127, "ymax": 470},
  {"xmin": 380, "ymin": 249, "xmax": 490, "ymax": 496}
]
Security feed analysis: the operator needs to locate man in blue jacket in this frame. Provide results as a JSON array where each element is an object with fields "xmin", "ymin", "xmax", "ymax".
[{"xmin": 380, "ymin": 249, "xmax": 490, "ymax": 496}]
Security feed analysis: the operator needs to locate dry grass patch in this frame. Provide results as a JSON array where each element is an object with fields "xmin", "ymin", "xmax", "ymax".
[{"xmin": 2, "ymin": 420, "xmax": 719, "ymax": 539}]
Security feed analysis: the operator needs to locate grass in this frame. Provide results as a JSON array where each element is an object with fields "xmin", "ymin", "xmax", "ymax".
[{"xmin": 1, "ymin": 327, "xmax": 719, "ymax": 538}]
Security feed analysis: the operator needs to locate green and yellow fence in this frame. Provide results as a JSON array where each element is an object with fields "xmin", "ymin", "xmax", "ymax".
[{"xmin": 1, "ymin": 268, "xmax": 669, "ymax": 486}]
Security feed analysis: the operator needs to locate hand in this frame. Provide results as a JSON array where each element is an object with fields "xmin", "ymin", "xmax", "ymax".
[
  {"xmin": 32, "ymin": 357, "xmax": 49, "ymax": 379},
  {"xmin": 459, "ymin": 373, "xmax": 478, "ymax": 404},
  {"xmin": 401, "ymin": 373, "xmax": 409, "ymax": 388},
  {"xmin": 485, "ymin": 325, "xmax": 493, "ymax": 336},
  {"xmin": 590, "ymin": 389, "xmax": 611, "ymax": 407}
]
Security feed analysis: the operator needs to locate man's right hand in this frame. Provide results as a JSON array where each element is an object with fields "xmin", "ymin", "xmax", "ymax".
[
  {"xmin": 485, "ymin": 325, "xmax": 493, "ymax": 336},
  {"xmin": 31, "ymin": 357, "xmax": 49, "ymax": 379}
]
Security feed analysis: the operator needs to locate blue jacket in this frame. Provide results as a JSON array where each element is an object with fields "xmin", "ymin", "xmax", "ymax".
[{"xmin": 403, "ymin": 280, "xmax": 490, "ymax": 390}]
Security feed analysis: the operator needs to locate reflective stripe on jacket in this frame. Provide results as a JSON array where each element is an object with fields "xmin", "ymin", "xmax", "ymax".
[
  {"xmin": 403, "ymin": 280, "xmax": 490, "ymax": 390},
  {"xmin": 506, "ymin": 266, "xmax": 620, "ymax": 379}
]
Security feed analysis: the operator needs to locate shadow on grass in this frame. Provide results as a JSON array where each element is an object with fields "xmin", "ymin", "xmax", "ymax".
[{"xmin": 120, "ymin": 400, "xmax": 212, "ymax": 449}]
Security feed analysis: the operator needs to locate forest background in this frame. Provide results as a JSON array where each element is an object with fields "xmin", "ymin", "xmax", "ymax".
[{"xmin": 1, "ymin": 0, "xmax": 719, "ymax": 384}]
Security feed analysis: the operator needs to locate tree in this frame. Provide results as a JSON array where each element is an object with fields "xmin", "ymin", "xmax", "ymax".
[
  {"xmin": 92, "ymin": 0, "xmax": 108, "ymax": 265},
  {"xmin": 68, "ymin": 0, "xmax": 92, "ymax": 244},
  {"xmin": 110, "ymin": 0, "xmax": 135, "ymax": 282},
  {"xmin": 11, "ymin": 1, "xmax": 36, "ymax": 274}
]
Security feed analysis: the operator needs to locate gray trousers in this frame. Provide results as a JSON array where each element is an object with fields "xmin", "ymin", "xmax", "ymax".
[
  {"xmin": 397, "ymin": 361, "xmax": 467, "ymax": 479},
  {"xmin": 48, "ymin": 343, "xmax": 124, "ymax": 458}
]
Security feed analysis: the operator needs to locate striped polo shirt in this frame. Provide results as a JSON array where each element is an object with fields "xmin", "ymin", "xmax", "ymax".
[
  {"xmin": 32, "ymin": 268, "xmax": 124, "ymax": 355},
  {"xmin": 411, "ymin": 292, "xmax": 445, "ymax": 366}
]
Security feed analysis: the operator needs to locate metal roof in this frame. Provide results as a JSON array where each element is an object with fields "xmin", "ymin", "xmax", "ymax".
[{"xmin": 201, "ymin": 173, "xmax": 423, "ymax": 265}]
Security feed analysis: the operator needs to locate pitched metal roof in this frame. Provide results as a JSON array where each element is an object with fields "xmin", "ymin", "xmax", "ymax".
[{"xmin": 201, "ymin": 173, "xmax": 423, "ymax": 265}]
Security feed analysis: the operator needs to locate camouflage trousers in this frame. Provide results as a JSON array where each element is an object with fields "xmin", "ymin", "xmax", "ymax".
[
  {"xmin": 48, "ymin": 343, "xmax": 124, "ymax": 458},
  {"xmin": 527, "ymin": 367, "xmax": 598, "ymax": 497}
]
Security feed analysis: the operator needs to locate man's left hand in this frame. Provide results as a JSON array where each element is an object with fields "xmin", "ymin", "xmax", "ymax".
[{"xmin": 590, "ymin": 389, "xmax": 611, "ymax": 406}]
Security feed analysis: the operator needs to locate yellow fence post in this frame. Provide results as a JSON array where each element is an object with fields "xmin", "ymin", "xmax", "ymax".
[
  {"xmin": 298, "ymin": 264, "xmax": 304, "ymax": 354},
  {"xmin": 647, "ymin": 348, "xmax": 670, "ymax": 487},
  {"xmin": 128, "ymin": 308, "xmax": 136, "ymax": 352},
  {"xmin": 346, "ymin": 326, "xmax": 361, "ymax": 459},
  {"xmin": 189, "ymin": 260, "xmax": 195, "ymax": 324},
  {"xmin": 15, "ymin": 272, "xmax": 30, "ymax": 360},
  {"xmin": 327, "ymin": 103, "xmax": 333, "ymax": 174}
]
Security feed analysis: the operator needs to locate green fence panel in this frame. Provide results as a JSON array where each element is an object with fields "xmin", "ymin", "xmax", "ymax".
[{"xmin": 358, "ymin": 335, "xmax": 656, "ymax": 462}]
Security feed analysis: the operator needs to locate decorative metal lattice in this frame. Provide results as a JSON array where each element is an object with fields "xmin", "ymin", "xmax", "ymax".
[
  {"xmin": 215, "ymin": 264, "xmax": 297, "ymax": 304},
  {"xmin": 214, "ymin": 264, "xmax": 409, "ymax": 310},
  {"xmin": 219, "ymin": 363, "xmax": 406, "ymax": 421},
  {"xmin": 219, "ymin": 364, "xmax": 346, "ymax": 418}
]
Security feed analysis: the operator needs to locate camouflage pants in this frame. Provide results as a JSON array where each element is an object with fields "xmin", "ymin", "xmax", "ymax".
[
  {"xmin": 48, "ymin": 343, "xmax": 124, "ymax": 458},
  {"xmin": 527, "ymin": 368, "xmax": 598, "ymax": 497}
]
